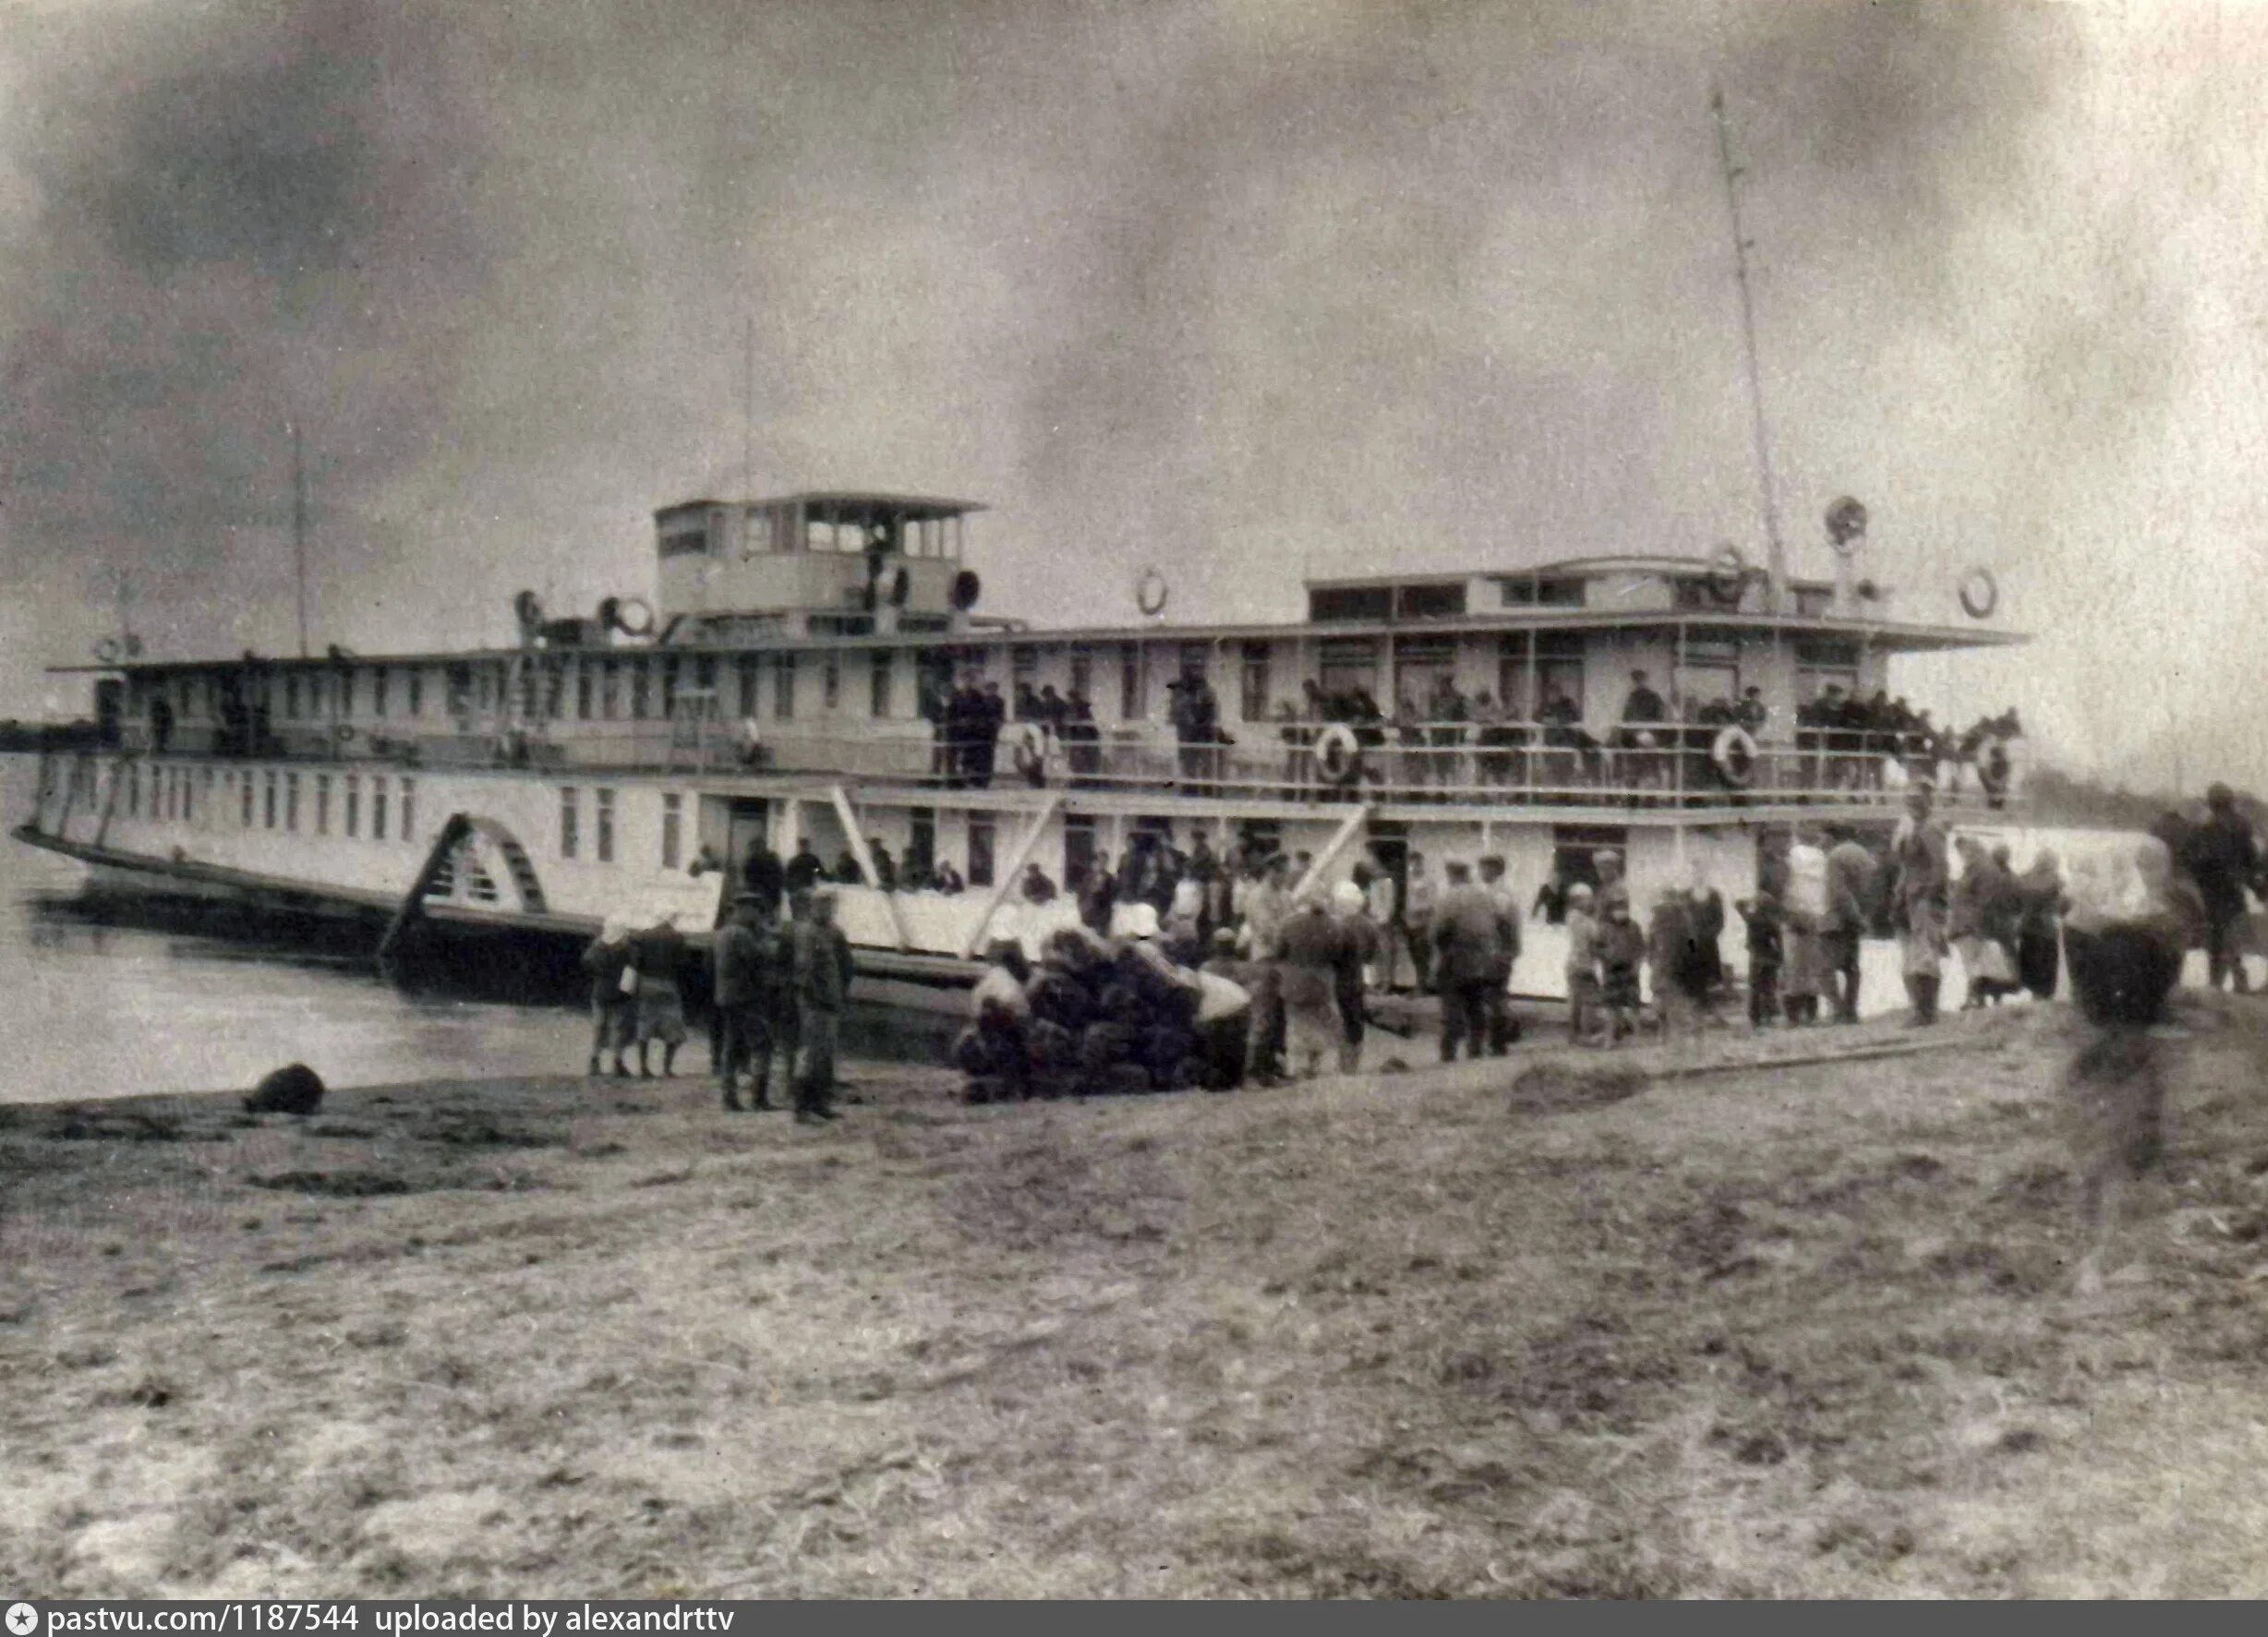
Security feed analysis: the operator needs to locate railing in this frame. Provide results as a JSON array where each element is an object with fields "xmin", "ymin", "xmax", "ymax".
[{"xmin": 104, "ymin": 713, "xmax": 2021, "ymax": 814}]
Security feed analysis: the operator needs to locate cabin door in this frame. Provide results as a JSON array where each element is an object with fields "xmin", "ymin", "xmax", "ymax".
[{"xmin": 709, "ymin": 797, "xmax": 770, "ymax": 884}]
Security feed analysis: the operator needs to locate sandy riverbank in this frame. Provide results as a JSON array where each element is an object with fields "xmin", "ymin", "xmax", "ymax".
[{"xmin": 5, "ymin": 1005, "xmax": 2268, "ymax": 1597}]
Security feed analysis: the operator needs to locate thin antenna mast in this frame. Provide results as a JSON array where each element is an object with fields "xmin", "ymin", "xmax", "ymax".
[
  {"xmin": 1711, "ymin": 86, "xmax": 1788, "ymax": 615},
  {"xmin": 291, "ymin": 420, "xmax": 309, "ymax": 657},
  {"xmin": 742, "ymin": 316, "xmax": 754, "ymax": 500}
]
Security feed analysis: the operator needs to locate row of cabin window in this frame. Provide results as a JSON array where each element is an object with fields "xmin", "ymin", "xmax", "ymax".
[
  {"xmin": 124, "ymin": 762, "xmax": 418, "ymax": 844},
  {"xmin": 139, "ymin": 633, "xmax": 1870, "ymax": 731}
]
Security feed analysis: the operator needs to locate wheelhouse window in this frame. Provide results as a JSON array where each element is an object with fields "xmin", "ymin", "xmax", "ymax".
[
  {"xmin": 560, "ymin": 787, "xmax": 579, "ymax": 860},
  {"xmin": 596, "ymin": 788, "xmax": 616, "ymax": 863},
  {"xmin": 399, "ymin": 777, "xmax": 416, "ymax": 842},
  {"xmin": 316, "ymin": 774, "xmax": 331, "ymax": 835},
  {"xmin": 373, "ymin": 668, "xmax": 390, "ymax": 718},
  {"xmin": 1309, "ymin": 585, "xmax": 1393, "ymax": 622},
  {"xmin": 1498, "ymin": 577, "xmax": 1586, "ymax": 608},
  {"xmin": 1395, "ymin": 583, "xmax": 1466, "ymax": 620},
  {"xmin": 345, "ymin": 775, "xmax": 360, "ymax": 837},
  {"xmin": 263, "ymin": 772, "xmax": 278, "ymax": 829},
  {"xmin": 407, "ymin": 668, "xmax": 424, "ymax": 716},
  {"xmin": 661, "ymin": 793, "xmax": 683, "ymax": 870},
  {"xmin": 372, "ymin": 779, "xmax": 389, "ymax": 840},
  {"xmin": 1119, "ymin": 643, "xmax": 1146, "ymax": 720},
  {"xmin": 285, "ymin": 773, "xmax": 300, "ymax": 833}
]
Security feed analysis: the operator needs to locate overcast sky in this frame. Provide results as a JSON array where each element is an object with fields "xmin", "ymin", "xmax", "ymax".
[{"xmin": 3, "ymin": 0, "xmax": 2263, "ymax": 790}]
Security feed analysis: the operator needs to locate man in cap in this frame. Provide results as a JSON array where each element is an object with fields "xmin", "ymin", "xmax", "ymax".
[
  {"xmin": 1433, "ymin": 861, "xmax": 1506, "ymax": 1063},
  {"xmin": 790, "ymin": 887, "xmax": 856, "ymax": 1122},
  {"xmin": 2182, "ymin": 782, "xmax": 2261, "ymax": 993},
  {"xmin": 712, "ymin": 892, "xmax": 787, "ymax": 1111},
  {"xmin": 627, "ymin": 909, "xmax": 692, "ymax": 1078},
  {"xmin": 1824, "ymin": 829, "xmax": 1878, "ymax": 1023}
]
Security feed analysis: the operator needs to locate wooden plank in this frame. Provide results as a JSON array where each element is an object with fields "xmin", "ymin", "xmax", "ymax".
[
  {"xmin": 827, "ymin": 783, "xmax": 911, "ymax": 950},
  {"xmin": 1291, "ymin": 800, "xmax": 1371, "ymax": 901},
  {"xmin": 957, "ymin": 791, "xmax": 1065, "ymax": 957}
]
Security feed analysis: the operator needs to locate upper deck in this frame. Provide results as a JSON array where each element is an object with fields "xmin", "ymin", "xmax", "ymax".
[{"xmin": 53, "ymin": 487, "xmax": 2027, "ymax": 819}]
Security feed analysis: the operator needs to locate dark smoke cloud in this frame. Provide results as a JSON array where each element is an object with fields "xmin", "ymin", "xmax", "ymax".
[{"xmin": 1, "ymin": 0, "xmax": 2252, "ymax": 784}]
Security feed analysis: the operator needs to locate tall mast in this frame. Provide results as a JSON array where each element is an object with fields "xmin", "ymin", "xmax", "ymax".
[
  {"xmin": 1711, "ymin": 85, "xmax": 1787, "ymax": 615},
  {"xmin": 291, "ymin": 420, "xmax": 310, "ymax": 658},
  {"xmin": 742, "ymin": 315, "xmax": 754, "ymax": 500}
]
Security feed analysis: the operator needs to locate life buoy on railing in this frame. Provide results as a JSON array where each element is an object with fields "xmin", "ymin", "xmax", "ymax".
[
  {"xmin": 1958, "ymin": 567, "xmax": 1998, "ymax": 620},
  {"xmin": 1710, "ymin": 725, "xmax": 1758, "ymax": 789},
  {"xmin": 93, "ymin": 637, "xmax": 122, "ymax": 664},
  {"xmin": 1707, "ymin": 544, "xmax": 1748, "ymax": 606},
  {"xmin": 1007, "ymin": 721, "xmax": 1048, "ymax": 782},
  {"xmin": 1826, "ymin": 496, "xmax": 1868, "ymax": 556},
  {"xmin": 604, "ymin": 596, "xmax": 656, "ymax": 637},
  {"xmin": 1315, "ymin": 722, "xmax": 1363, "ymax": 787},
  {"xmin": 332, "ymin": 723, "xmax": 356, "ymax": 744},
  {"xmin": 1135, "ymin": 567, "xmax": 1169, "ymax": 618}
]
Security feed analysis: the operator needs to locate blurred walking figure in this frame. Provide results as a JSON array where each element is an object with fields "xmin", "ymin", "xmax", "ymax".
[
  {"xmin": 581, "ymin": 915, "xmax": 636, "ymax": 1077},
  {"xmin": 1782, "ymin": 827, "xmax": 1828, "ymax": 1025},
  {"xmin": 1330, "ymin": 880, "xmax": 1382, "ymax": 1073},
  {"xmin": 1735, "ymin": 885, "xmax": 1783, "ymax": 1032},
  {"xmin": 1276, "ymin": 892, "xmax": 1349, "ymax": 1080},
  {"xmin": 1597, "ymin": 896, "xmax": 1647, "ymax": 1045},
  {"xmin": 1477, "ymin": 854, "xmax": 1524, "ymax": 1050},
  {"xmin": 2060, "ymin": 837, "xmax": 2202, "ymax": 1294}
]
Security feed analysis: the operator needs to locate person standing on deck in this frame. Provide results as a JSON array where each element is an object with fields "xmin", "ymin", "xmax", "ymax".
[
  {"xmin": 742, "ymin": 838, "xmax": 785, "ymax": 913},
  {"xmin": 790, "ymin": 887, "xmax": 855, "ymax": 1123},
  {"xmin": 581, "ymin": 916, "xmax": 636, "ymax": 1077},
  {"xmin": 2182, "ymin": 783, "xmax": 2262, "ymax": 993},
  {"xmin": 1617, "ymin": 669, "xmax": 1669, "ymax": 795},
  {"xmin": 1888, "ymin": 783, "xmax": 1952, "ymax": 1025},
  {"xmin": 785, "ymin": 836, "xmax": 826, "ymax": 896}
]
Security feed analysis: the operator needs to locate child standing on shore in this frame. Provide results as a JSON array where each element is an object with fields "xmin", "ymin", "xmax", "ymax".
[
  {"xmin": 1563, "ymin": 883, "xmax": 1603, "ymax": 1045},
  {"xmin": 1597, "ymin": 897, "xmax": 1647, "ymax": 1046},
  {"xmin": 1735, "ymin": 886, "xmax": 1784, "ymax": 1032}
]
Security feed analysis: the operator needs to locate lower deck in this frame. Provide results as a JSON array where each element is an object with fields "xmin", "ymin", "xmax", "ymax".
[{"xmin": 11, "ymin": 749, "xmax": 2023, "ymax": 1007}]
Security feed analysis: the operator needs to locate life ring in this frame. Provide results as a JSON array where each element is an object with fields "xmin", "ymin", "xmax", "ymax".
[
  {"xmin": 1825, "ymin": 496, "xmax": 1868, "ymax": 555},
  {"xmin": 1706, "ymin": 544, "xmax": 1748, "ymax": 605},
  {"xmin": 93, "ymin": 637, "xmax": 122, "ymax": 664},
  {"xmin": 1007, "ymin": 722, "xmax": 1048, "ymax": 781},
  {"xmin": 1315, "ymin": 722, "xmax": 1363, "ymax": 787},
  {"xmin": 1135, "ymin": 567, "xmax": 1169, "ymax": 618},
  {"xmin": 609, "ymin": 596, "xmax": 657, "ymax": 637},
  {"xmin": 1958, "ymin": 568, "xmax": 1998, "ymax": 620},
  {"xmin": 1710, "ymin": 725, "xmax": 1758, "ymax": 788},
  {"xmin": 332, "ymin": 723, "xmax": 356, "ymax": 744}
]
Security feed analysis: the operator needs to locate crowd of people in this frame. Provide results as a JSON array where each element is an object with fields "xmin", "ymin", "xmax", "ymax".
[
  {"xmin": 593, "ymin": 776, "xmax": 2264, "ymax": 1116},
  {"xmin": 892, "ymin": 663, "xmax": 2023, "ymax": 808},
  {"xmin": 581, "ymin": 879, "xmax": 856, "ymax": 1125}
]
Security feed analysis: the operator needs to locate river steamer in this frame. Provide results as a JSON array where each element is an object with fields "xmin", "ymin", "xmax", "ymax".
[{"xmin": 13, "ymin": 490, "xmax": 2024, "ymax": 1015}]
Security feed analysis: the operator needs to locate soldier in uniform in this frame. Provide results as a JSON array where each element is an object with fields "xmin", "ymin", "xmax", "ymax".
[
  {"xmin": 790, "ymin": 887, "xmax": 856, "ymax": 1123},
  {"xmin": 712, "ymin": 892, "xmax": 787, "ymax": 1111}
]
